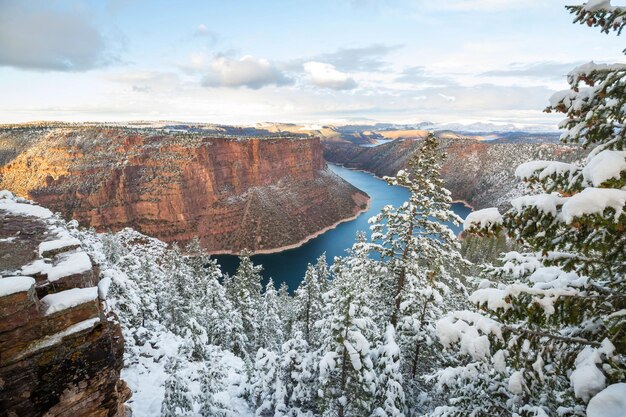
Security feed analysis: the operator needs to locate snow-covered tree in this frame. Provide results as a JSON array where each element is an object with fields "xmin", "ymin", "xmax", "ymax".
[
  {"xmin": 437, "ymin": 4, "xmax": 626, "ymax": 415},
  {"xmin": 372, "ymin": 325, "xmax": 406, "ymax": 417},
  {"xmin": 293, "ymin": 263, "xmax": 326, "ymax": 347},
  {"xmin": 317, "ymin": 253, "xmax": 378, "ymax": 417},
  {"xmin": 367, "ymin": 135, "xmax": 468, "ymax": 397},
  {"xmin": 260, "ymin": 278, "xmax": 285, "ymax": 352},
  {"xmin": 250, "ymin": 348, "xmax": 288, "ymax": 417},
  {"xmin": 281, "ymin": 331, "xmax": 318, "ymax": 417},
  {"xmin": 228, "ymin": 251, "xmax": 264, "ymax": 354},
  {"xmin": 197, "ymin": 349, "xmax": 236, "ymax": 417},
  {"xmin": 161, "ymin": 358, "xmax": 193, "ymax": 417}
]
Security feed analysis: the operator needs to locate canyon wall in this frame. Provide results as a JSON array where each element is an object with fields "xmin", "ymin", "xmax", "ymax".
[
  {"xmin": 0, "ymin": 192, "xmax": 129, "ymax": 416},
  {"xmin": 0, "ymin": 126, "xmax": 369, "ymax": 254},
  {"xmin": 323, "ymin": 137, "xmax": 587, "ymax": 210}
]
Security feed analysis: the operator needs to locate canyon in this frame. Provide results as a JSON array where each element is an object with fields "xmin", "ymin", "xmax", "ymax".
[
  {"xmin": 0, "ymin": 192, "xmax": 129, "ymax": 416},
  {"xmin": 0, "ymin": 125, "xmax": 369, "ymax": 254},
  {"xmin": 322, "ymin": 135, "xmax": 587, "ymax": 210}
]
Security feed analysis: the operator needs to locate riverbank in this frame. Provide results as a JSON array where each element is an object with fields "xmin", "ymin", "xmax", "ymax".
[{"xmin": 207, "ymin": 192, "xmax": 371, "ymax": 256}]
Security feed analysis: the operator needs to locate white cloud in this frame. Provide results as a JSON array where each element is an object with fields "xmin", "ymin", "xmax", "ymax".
[
  {"xmin": 438, "ymin": 93, "xmax": 456, "ymax": 102},
  {"xmin": 303, "ymin": 62, "xmax": 357, "ymax": 90},
  {"xmin": 0, "ymin": 0, "xmax": 113, "ymax": 71},
  {"xmin": 201, "ymin": 55, "xmax": 291, "ymax": 89}
]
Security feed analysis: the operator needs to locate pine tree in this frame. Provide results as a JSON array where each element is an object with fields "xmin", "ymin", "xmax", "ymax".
[
  {"xmin": 161, "ymin": 358, "xmax": 193, "ymax": 417},
  {"xmin": 197, "ymin": 349, "xmax": 236, "ymax": 417},
  {"xmin": 260, "ymin": 278, "xmax": 285, "ymax": 351},
  {"xmin": 251, "ymin": 348, "xmax": 288, "ymax": 417},
  {"xmin": 435, "ymin": 3, "xmax": 626, "ymax": 415},
  {"xmin": 228, "ymin": 251, "xmax": 264, "ymax": 354},
  {"xmin": 368, "ymin": 135, "xmax": 467, "ymax": 397},
  {"xmin": 281, "ymin": 331, "xmax": 318, "ymax": 417},
  {"xmin": 317, "ymin": 252, "xmax": 378, "ymax": 417},
  {"xmin": 293, "ymin": 263, "xmax": 326, "ymax": 347},
  {"xmin": 372, "ymin": 325, "xmax": 406, "ymax": 417}
]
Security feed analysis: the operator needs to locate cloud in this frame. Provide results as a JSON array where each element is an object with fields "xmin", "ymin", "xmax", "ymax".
[
  {"xmin": 313, "ymin": 44, "xmax": 402, "ymax": 72},
  {"xmin": 201, "ymin": 55, "xmax": 292, "ymax": 89},
  {"xmin": 304, "ymin": 62, "xmax": 357, "ymax": 90},
  {"xmin": 481, "ymin": 61, "xmax": 583, "ymax": 79},
  {"xmin": 438, "ymin": 93, "xmax": 456, "ymax": 102},
  {"xmin": 194, "ymin": 24, "xmax": 218, "ymax": 44},
  {"xmin": 395, "ymin": 66, "xmax": 457, "ymax": 86},
  {"xmin": 0, "ymin": 1, "xmax": 113, "ymax": 71}
]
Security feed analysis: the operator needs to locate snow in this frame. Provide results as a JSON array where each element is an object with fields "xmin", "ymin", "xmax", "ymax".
[
  {"xmin": 98, "ymin": 276, "xmax": 112, "ymax": 300},
  {"xmin": 469, "ymin": 288, "xmax": 511, "ymax": 311},
  {"xmin": 508, "ymin": 371, "xmax": 524, "ymax": 395},
  {"xmin": 515, "ymin": 160, "xmax": 578, "ymax": 181},
  {"xmin": 0, "ymin": 276, "xmax": 35, "ymax": 297},
  {"xmin": 436, "ymin": 311, "xmax": 502, "ymax": 359},
  {"xmin": 0, "ymin": 200, "xmax": 53, "ymax": 219},
  {"xmin": 584, "ymin": 0, "xmax": 615, "ymax": 12},
  {"xmin": 583, "ymin": 150, "xmax": 626, "ymax": 187},
  {"xmin": 47, "ymin": 251, "xmax": 92, "ymax": 282},
  {"xmin": 463, "ymin": 207, "xmax": 502, "ymax": 231},
  {"xmin": 16, "ymin": 318, "xmax": 100, "ymax": 360},
  {"xmin": 587, "ymin": 383, "xmax": 626, "ymax": 417},
  {"xmin": 41, "ymin": 287, "xmax": 99, "ymax": 316},
  {"xmin": 561, "ymin": 187, "xmax": 626, "ymax": 224},
  {"xmin": 38, "ymin": 237, "xmax": 82, "ymax": 256},
  {"xmin": 570, "ymin": 340, "xmax": 615, "ymax": 402},
  {"xmin": 511, "ymin": 194, "xmax": 567, "ymax": 216}
]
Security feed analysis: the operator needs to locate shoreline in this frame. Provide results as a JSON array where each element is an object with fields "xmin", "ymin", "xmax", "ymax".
[
  {"xmin": 207, "ymin": 194, "xmax": 372, "ymax": 256},
  {"xmin": 329, "ymin": 162, "xmax": 476, "ymax": 211}
]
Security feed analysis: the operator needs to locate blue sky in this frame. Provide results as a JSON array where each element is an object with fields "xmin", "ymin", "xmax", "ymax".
[{"xmin": 0, "ymin": 0, "xmax": 624, "ymax": 128}]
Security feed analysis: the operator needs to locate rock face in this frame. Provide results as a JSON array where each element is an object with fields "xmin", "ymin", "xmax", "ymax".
[
  {"xmin": 0, "ymin": 126, "xmax": 369, "ymax": 254},
  {"xmin": 323, "ymin": 137, "xmax": 587, "ymax": 210},
  {"xmin": 0, "ymin": 192, "xmax": 129, "ymax": 416}
]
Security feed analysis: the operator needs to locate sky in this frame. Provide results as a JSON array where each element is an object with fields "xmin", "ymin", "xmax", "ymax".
[{"xmin": 0, "ymin": 0, "xmax": 624, "ymax": 129}]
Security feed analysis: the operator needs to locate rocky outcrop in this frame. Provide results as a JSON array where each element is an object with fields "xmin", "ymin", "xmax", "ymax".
[
  {"xmin": 0, "ymin": 192, "xmax": 129, "ymax": 416},
  {"xmin": 0, "ymin": 125, "xmax": 369, "ymax": 254},
  {"xmin": 323, "ymin": 137, "xmax": 587, "ymax": 210}
]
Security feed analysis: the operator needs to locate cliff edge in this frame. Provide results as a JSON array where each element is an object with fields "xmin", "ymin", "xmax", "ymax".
[
  {"xmin": 0, "ymin": 191, "xmax": 129, "ymax": 416},
  {"xmin": 0, "ymin": 126, "xmax": 369, "ymax": 254}
]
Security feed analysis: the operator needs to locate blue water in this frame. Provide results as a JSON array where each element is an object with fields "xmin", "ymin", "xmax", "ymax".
[{"xmin": 214, "ymin": 164, "xmax": 472, "ymax": 291}]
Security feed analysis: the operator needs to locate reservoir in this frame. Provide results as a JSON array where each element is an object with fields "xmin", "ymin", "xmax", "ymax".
[{"xmin": 214, "ymin": 164, "xmax": 472, "ymax": 291}]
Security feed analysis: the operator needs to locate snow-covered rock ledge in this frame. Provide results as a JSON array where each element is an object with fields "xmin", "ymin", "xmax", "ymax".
[{"xmin": 0, "ymin": 190, "xmax": 130, "ymax": 416}]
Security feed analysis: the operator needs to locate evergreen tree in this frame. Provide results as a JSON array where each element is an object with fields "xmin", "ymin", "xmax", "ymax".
[
  {"xmin": 260, "ymin": 278, "xmax": 285, "ymax": 351},
  {"xmin": 372, "ymin": 325, "xmax": 406, "ymax": 417},
  {"xmin": 251, "ymin": 348, "xmax": 288, "ymax": 417},
  {"xmin": 197, "ymin": 349, "xmax": 236, "ymax": 417},
  {"xmin": 434, "ymin": 3, "xmax": 626, "ymax": 415},
  {"xmin": 228, "ymin": 251, "xmax": 264, "ymax": 354},
  {"xmin": 161, "ymin": 358, "xmax": 193, "ymax": 417},
  {"xmin": 293, "ymin": 263, "xmax": 326, "ymax": 347},
  {"xmin": 317, "ymin": 253, "xmax": 378, "ymax": 417},
  {"xmin": 281, "ymin": 331, "xmax": 318, "ymax": 417},
  {"xmin": 368, "ymin": 135, "xmax": 467, "ymax": 398}
]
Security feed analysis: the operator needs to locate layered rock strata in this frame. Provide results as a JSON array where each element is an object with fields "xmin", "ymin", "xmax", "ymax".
[
  {"xmin": 0, "ymin": 192, "xmax": 129, "ymax": 416},
  {"xmin": 0, "ymin": 126, "xmax": 369, "ymax": 254}
]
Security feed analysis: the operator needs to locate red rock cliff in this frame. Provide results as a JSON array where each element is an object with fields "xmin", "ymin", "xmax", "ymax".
[
  {"xmin": 0, "ymin": 126, "xmax": 369, "ymax": 253},
  {"xmin": 0, "ymin": 193, "xmax": 130, "ymax": 416}
]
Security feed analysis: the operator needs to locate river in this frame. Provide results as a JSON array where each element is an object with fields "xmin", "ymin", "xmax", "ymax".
[{"xmin": 213, "ymin": 164, "xmax": 472, "ymax": 291}]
